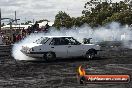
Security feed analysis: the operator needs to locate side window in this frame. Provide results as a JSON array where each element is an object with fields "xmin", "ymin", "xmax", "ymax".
[
  {"xmin": 50, "ymin": 38, "xmax": 69, "ymax": 45},
  {"xmin": 40, "ymin": 38, "xmax": 49, "ymax": 44},
  {"xmin": 34, "ymin": 37, "xmax": 49, "ymax": 44},
  {"xmin": 64, "ymin": 37, "xmax": 81, "ymax": 45},
  {"xmin": 60, "ymin": 38, "xmax": 69, "ymax": 45},
  {"xmin": 50, "ymin": 38, "xmax": 61, "ymax": 45},
  {"xmin": 50, "ymin": 37, "xmax": 81, "ymax": 45}
]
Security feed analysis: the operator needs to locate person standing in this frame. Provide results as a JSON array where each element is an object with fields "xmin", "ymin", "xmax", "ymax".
[
  {"xmin": 13, "ymin": 34, "xmax": 16, "ymax": 43},
  {"xmin": 0, "ymin": 34, "xmax": 3, "ymax": 45}
]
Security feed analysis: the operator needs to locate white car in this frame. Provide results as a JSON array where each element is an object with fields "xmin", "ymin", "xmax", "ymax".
[{"xmin": 21, "ymin": 36, "xmax": 101, "ymax": 61}]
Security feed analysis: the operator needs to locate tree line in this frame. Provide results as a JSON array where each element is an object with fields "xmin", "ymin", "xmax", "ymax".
[{"xmin": 53, "ymin": 1, "xmax": 132, "ymax": 29}]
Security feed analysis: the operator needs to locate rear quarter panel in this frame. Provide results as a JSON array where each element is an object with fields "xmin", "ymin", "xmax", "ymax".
[{"xmin": 82, "ymin": 44, "xmax": 100, "ymax": 51}]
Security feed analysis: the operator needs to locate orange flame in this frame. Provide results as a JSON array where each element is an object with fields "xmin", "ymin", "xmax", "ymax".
[{"xmin": 78, "ymin": 65, "xmax": 86, "ymax": 76}]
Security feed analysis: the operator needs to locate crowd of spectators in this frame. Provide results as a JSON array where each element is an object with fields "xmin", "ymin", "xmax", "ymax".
[{"xmin": 0, "ymin": 22, "xmax": 50, "ymax": 45}]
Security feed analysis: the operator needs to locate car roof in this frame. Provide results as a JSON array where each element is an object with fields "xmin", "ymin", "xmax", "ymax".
[{"xmin": 43, "ymin": 36, "xmax": 72, "ymax": 38}]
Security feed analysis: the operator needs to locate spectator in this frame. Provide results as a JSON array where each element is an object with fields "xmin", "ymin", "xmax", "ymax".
[
  {"xmin": 16, "ymin": 34, "xmax": 22, "ymax": 42},
  {"xmin": 0, "ymin": 34, "xmax": 3, "ymax": 45},
  {"xmin": 22, "ymin": 29, "xmax": 26, "ymax": 34},
  {"xmin": 36, "ymin": 24, "xmax": 41, "ymax": 32},
  {"xmin": 33, "ymin": 22, "xmax": 39, "ymax": 32},
  {"xmin": 5, "ymin": 36, "xmax": 10, "ymax": 45},
  {"xmin": 27, "ymin": 26, "xmax": 31, "ymax": 35},
  {"xmin": 22, "ymin": 33, "xmax": 26, "ymax": 40},
  {"xmin": 44, "ymin": 23, "xmax": 50, "ymax": 32},
  {"xmin": 13, "ymin": 34, "xmax": 16, "ymax": 43}
]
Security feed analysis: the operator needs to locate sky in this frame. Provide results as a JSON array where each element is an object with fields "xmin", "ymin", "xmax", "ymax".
[{"xmin": 0, "ymin": 0, "xmax": 124, "ymax": 23}]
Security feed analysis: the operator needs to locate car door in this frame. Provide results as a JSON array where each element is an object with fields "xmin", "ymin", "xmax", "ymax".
[
  {"xmin": 64, "ymin": 37, "xmax": 84, "ymax": 57},
  {"xmin": 49, "ymin": 38, "xmax": 68, "ymax": 58},
  {"xmin": 68, "ymin": 45, "xmax": 84, "ymax": 57}
]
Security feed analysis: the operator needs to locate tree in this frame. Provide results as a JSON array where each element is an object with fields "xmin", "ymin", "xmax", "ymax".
[
  {"xmin": 53, "ymin": 0, "xmax": 132, "ymax": 28},
  {"xmin": 82, "ymin": 1, "xmax": 132, "ymax": 27},
  {"xmin": 54, "ymin": 11, "xmax": 73, "ymax": 29}
]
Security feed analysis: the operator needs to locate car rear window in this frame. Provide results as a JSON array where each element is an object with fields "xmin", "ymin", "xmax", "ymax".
[{"xmin": 34, "ymin": 37, "xmax": 49, "ymax": 44}]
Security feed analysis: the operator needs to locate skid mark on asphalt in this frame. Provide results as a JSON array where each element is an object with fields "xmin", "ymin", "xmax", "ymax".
[
  {"xmin": 106, "ymin": 64, "xmax": 132, "ymax": 71},
  {"xmin": 83, "ymin": 64, "xmax": 132, "ymax": 74}
]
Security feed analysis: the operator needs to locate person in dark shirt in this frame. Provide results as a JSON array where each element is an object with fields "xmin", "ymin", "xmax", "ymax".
[
  {"xmin": 27, "ymin": 26, "xmax": 31, "ymax": 35},
  {"xmin": 16, "ymin": 34, "xmax": 22, "ymax": 42},
  {"xmin": 44, "ymin": 23, "xmax": 50, "ymax": 32},
  {"xmin": 13, "ymin": 34, "xmax": 16, "ymax": 43}
]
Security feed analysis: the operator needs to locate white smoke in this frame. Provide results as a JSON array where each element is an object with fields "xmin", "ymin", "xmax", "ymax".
[
  {"xmin": 12, "ymin": 34, "xmax": 46, "ymax": 61},
  {"xmin": 12, "ymin": 22, "xmax": 132, "ymax": 60}
]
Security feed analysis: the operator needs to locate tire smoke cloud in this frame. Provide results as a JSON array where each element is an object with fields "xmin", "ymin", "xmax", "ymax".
[{"xmin": 12, "ymin": 22, "xmax": 132, "ymax": 60}]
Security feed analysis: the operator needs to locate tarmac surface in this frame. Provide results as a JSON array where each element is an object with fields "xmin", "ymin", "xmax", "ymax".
[{"xmin": 0, "ymin": 45, "xmax": 131, "ymax": 88}]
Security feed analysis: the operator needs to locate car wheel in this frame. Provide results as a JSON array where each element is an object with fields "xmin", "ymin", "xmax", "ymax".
[
  {"xmin": 85, "ymin": 49, "xmax": 96, "ymax": 60},
  {"xmin": 44, "ymin": 52, "xmax": 56, "ymax": 62}
]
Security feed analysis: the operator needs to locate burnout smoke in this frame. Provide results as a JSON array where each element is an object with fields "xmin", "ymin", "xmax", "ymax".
[{"xmin": 12, "ymin": 22, "xmax": 132, "ymax": 60}]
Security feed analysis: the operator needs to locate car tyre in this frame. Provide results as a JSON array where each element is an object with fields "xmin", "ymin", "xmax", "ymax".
[
  {"xmin": 85, "ymin": 49, "xmax": 96, "ymax": 60},
  {"xmin": 44, "ymin": 52, "xmax": 56, "ymax": 62}
]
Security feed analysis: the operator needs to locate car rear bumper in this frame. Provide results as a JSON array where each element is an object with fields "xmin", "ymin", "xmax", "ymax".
[{"xmin": 20, "ymin": 50, "xmax": 43, "ymax": 58}]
